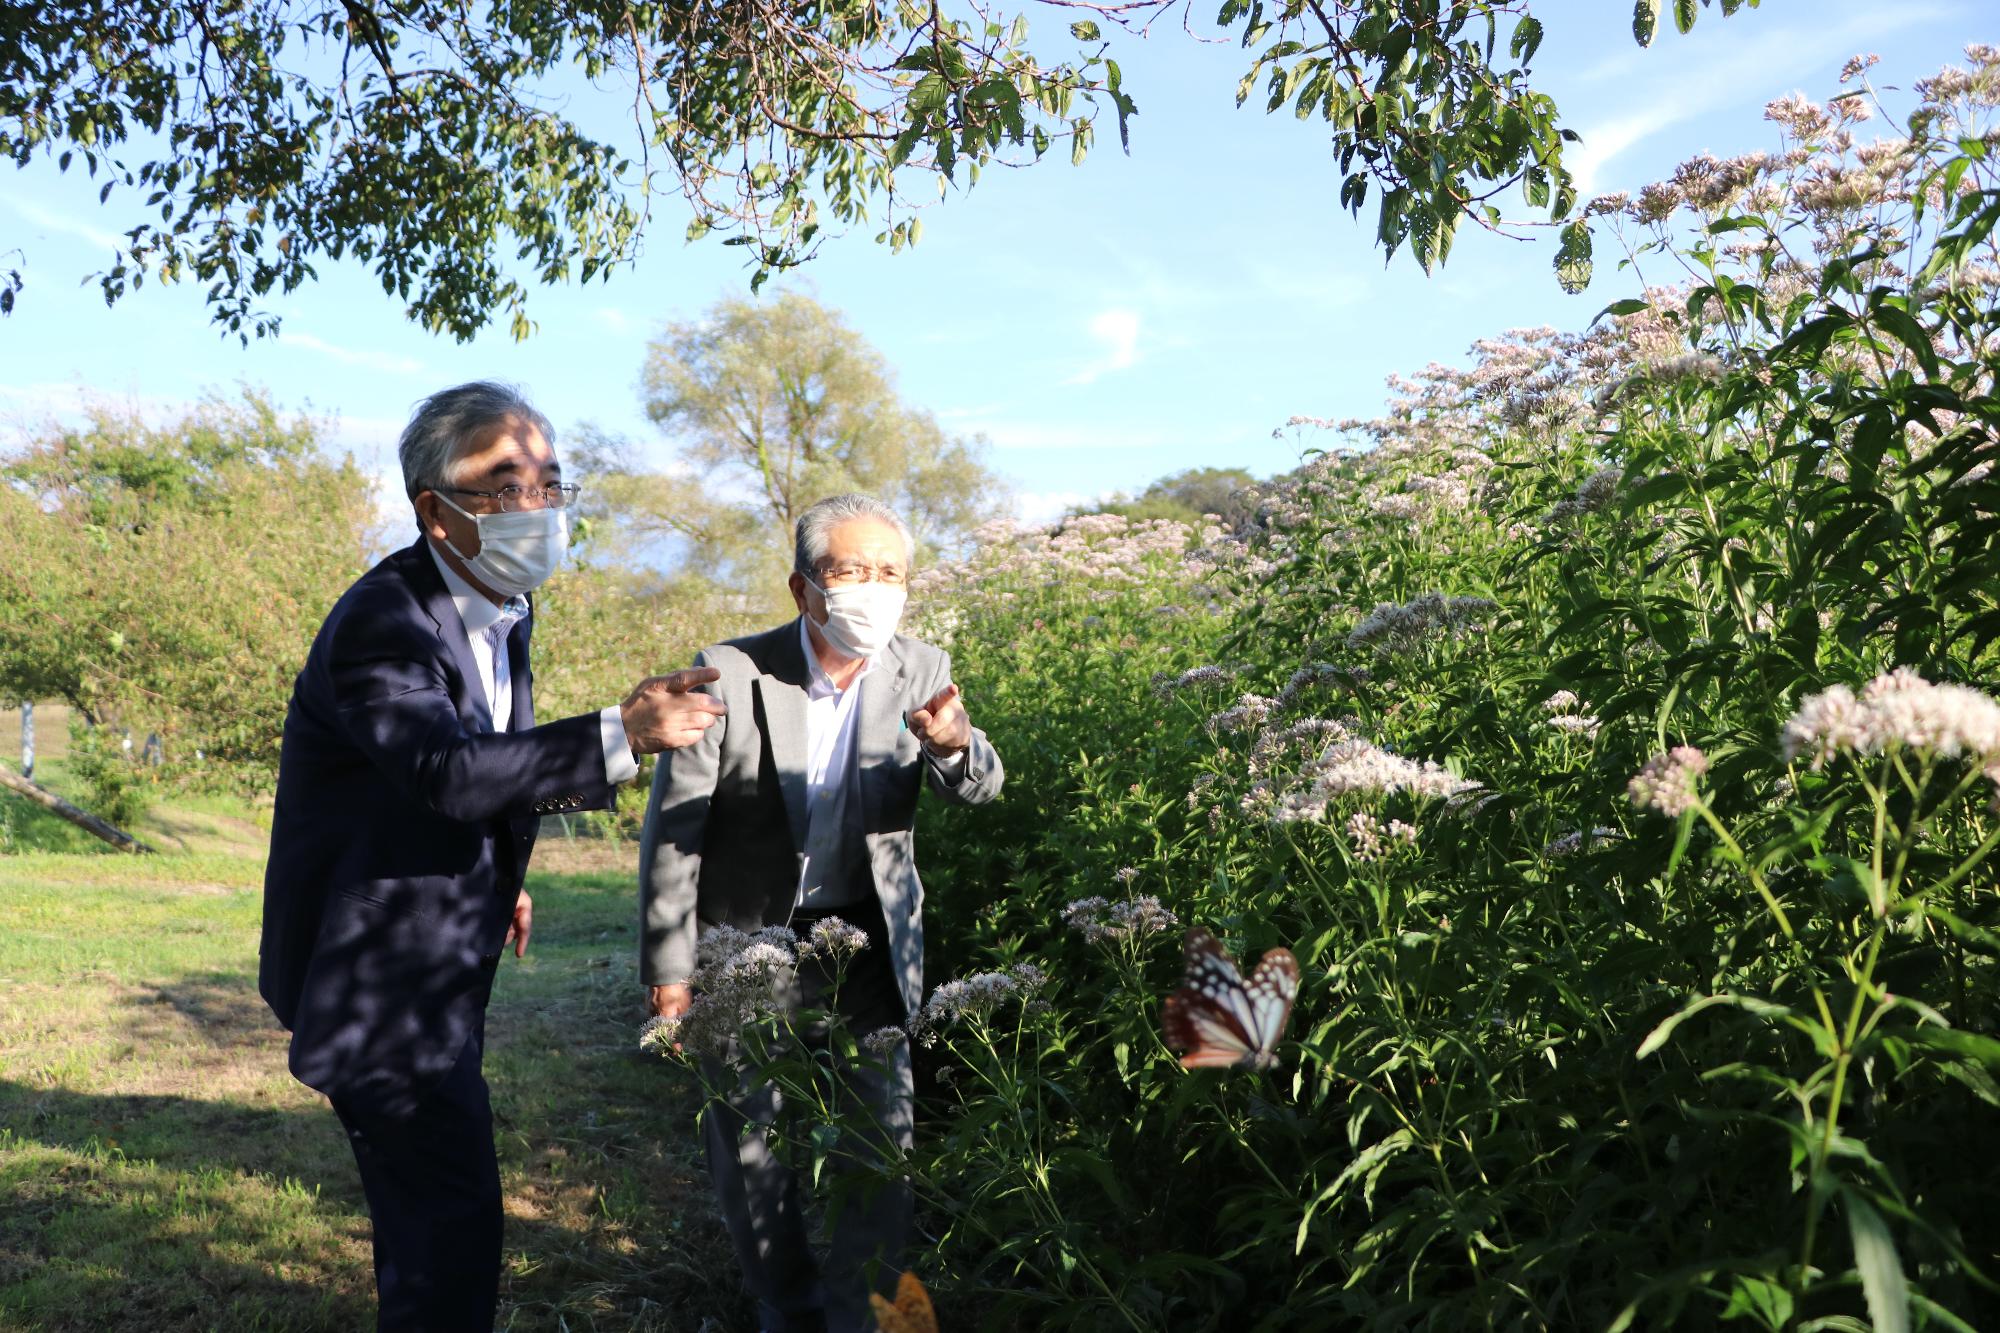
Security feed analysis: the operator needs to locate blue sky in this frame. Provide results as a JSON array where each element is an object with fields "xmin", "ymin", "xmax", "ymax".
[{"xmin": 0, "ymin": 1, "xmax": 1986, "ymax": 524}]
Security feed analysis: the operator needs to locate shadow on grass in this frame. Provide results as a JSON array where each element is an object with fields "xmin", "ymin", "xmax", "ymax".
[{"xmin": 0, "ymin": 1078, "xmax": 374, "ymax": 1332}]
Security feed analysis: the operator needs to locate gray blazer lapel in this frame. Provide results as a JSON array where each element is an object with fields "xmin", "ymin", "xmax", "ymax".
[
  {"xmin": 759, "ymin": 623, "xmax": 813, "ymax": 854},
  {"xmin": 857, "ymin": 638, "xmax": 910, "ymax": 823}
]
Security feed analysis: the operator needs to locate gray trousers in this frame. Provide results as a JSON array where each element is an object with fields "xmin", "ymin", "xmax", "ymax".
[{"xmin": 702, "ymin": 925, "xmax": 913, "ymax": 1333}]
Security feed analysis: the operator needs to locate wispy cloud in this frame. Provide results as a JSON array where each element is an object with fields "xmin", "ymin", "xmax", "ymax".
[
  {"xmin": 594, "ymin": 306, "xmax": 638, "ymax": 334},
  {"xmin": 5, "ymin": 198, "xmax": 127, "ymax": 254},
  {"xmin": 1570, "ymin": 106, "xmax": 1693, "ymax": 197},
  {"xmin": 1567, "ymin": 5, "xmax": 1957, "ymax": 196},
  {"xmin": 278, "ymin": 330, "xmax": 426, "ymax": 377},
  {"xmin": 1063, "ymin": 308, "xmax": 1143, "ymax": 386}
]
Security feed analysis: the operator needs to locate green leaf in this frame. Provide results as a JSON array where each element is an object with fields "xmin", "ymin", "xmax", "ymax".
[
  {"xmin": 909, "ymin": 73, "xmax": 949, "ymax": 117},
  {"xmin": 1637, "ymin": 993, "xmax": 1795, "ymax": 1058},
  {"xmin": 1632, "ymin": 0, "xmax": 1662, "ymax": 46},
  {"xmin": 1070, "ymin": 19, "xmax": 1101, "ymax": 41},
  {"xmin": 1720, "ymin": 1275, "xmax": 1793, "ymax": 1329},
  {"xmin": 1554, "ymin": 219, "xmax": 1594, "ymax": 292},
  {"xmin": 1844, "ymin": 1190, "xmax": 1909, "ymax": 1333},
  {"xmin": 1673, "ymin": 0, "xmax": 1698, "ymax": 35},
  {"xmin": 1509, "ymin": 15, "xmax": 1544, "ymax": 62}
]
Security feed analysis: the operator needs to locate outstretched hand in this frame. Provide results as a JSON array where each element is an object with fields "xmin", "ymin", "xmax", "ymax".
[
  {"xmin": 622, "ymin": 666, "xmax": 726, "ymax": 754},
  {"xmin": 908, "ymin": 682, "xmax": 971, "ymax": 757}
]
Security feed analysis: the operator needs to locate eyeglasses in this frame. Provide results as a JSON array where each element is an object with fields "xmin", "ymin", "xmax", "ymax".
[
  {"xmin": 816, "ymin": 561, "xmax": 907, "ymax": 587},
  {"xmin": 437, "ymin": 483, "xmax": 581, "ymax": 512}
]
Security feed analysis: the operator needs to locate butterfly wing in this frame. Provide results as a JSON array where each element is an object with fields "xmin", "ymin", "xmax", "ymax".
[
  {"xmin": 1240, "ymin": 947, "xmax": 1301, "ymax": 1068},
  {"xmin": 1163, "ymin": 928, "xmax": 1293, "ymax": 1069},
  {"xmin": 869, "ymin": 1270, "xmax": 938, "ymax": 1333}
]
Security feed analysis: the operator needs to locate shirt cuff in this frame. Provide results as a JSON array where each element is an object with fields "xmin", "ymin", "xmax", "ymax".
[
  {"xmin": 930, "ymin": 746, "xmax": 969, "ymax": 782},
  {"xmin": 601, "ymin": 705, "xmax": 639, "ymax": 784}
]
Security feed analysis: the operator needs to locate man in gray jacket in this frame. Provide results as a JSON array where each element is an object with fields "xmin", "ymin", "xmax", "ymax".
[{"xmin": 638, "ymin": 493, "xmax": 1003, "ymax": 1333}]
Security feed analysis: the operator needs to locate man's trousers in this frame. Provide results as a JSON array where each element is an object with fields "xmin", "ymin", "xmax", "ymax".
[
  {"xmin": 330, "ymin": 978, "xmax": 503, "ymax": 1332},
  {"xmin": 702, "ymin": 917, "xmax": 914, "ymax": 1333}
]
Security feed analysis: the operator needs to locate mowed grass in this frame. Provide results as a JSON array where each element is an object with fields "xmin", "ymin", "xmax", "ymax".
[{"xmin": 0, "ymin": 834, "xmax": 748, "ymax": 1332}]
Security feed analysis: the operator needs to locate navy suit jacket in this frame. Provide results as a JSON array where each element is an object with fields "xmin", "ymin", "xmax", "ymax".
[{"xmin": 259, "ymin": 537, "xmax": 616, "ymax": 1113}]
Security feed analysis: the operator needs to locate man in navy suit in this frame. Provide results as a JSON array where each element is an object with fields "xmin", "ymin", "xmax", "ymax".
[{"xmin": 259, "ymin": 381, "xmax": 725, "ymax": 1331}]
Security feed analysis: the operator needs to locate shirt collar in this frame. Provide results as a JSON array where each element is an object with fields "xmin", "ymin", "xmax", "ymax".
[
  {"xmin": 798, "ymin": 615, "xmax": 871, "ymax": 698},
  {"xmin": 428, "ymin": 541, "xmax": 528, "ymax": 635}
]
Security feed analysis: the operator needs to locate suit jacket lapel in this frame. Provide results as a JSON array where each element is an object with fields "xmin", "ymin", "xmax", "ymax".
[
  {"xmin": 759, "ymin": 620, "xmax": 812, "ymax": 854},
  {"xmin": 403, "ymin": 539, "xmax": 493, "ymax": 733},
  {"xmin": 856, "ymin": 637, "xmax": 909, "ymax": 825}
]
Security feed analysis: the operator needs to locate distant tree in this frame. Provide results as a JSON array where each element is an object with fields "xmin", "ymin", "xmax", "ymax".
[
  {"xmin": 0, "ymin": 2, "xmax": 1765, "ymax": 336},
  {"xmin": 0, "ymin": 392, "xmax": 372, "ymax": 790},
  {"xmin": 1102, "ymin": 466, "xmax": 1262, "ymax": 529},
  {"xmin": 621, "ymin": 290, "xmax": 1009, "ymax": 600}
]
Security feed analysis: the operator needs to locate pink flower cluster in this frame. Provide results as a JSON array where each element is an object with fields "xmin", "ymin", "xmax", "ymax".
[{"xmin": 1627, "ymin": 747, "xmax": 1710, "ymax": 818}]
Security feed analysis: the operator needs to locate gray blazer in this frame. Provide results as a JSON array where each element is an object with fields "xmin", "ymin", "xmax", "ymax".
[{"xmin": 637, "ymin": 618, "xmax": 1003, "ymax": 1014}]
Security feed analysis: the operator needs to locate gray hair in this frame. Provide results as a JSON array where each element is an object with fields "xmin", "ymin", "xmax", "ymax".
[
  {"xmin": 397, "ymin": 380, "xmax": 555, "ymax": 505},
  {"xmin": 794, "ymin": 493, "xmax": 914, "ymax": 576}
]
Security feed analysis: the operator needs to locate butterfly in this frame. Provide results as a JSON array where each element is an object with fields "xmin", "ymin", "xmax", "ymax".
[
  {"xmin": 1161, "ymin": 927, "xmax": 1300, "ymax": 1070},
  {"xmin": 870, "ymin": 1270, "xmax": 939, "ymax": 1333}
]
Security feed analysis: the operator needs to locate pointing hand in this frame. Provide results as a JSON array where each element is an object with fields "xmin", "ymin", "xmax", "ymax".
[
  {"xmin": 622, "ymin": 667, "xmax": 726, "ymax": 754},
  {"xmin": 907, "ymin": 682, "xmax": 971, "ymax": 757}
]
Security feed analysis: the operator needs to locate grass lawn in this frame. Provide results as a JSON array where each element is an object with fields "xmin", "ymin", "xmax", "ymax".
[{"xmin": 0, "ymin": 820, "xmax": 748, "ymax": 1332}]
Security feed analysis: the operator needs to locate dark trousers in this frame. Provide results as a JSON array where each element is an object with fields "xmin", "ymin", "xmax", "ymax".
[
  {"xmin": 331, "ymin": 1023, "xmax": 502, "ymax": 1332},
  {"xmin": 702, "ymin": 911, "xmax": 914, "ymax": 1333}
]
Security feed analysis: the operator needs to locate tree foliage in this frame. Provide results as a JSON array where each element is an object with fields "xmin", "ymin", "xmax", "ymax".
[
  {"xmin": 1100, "ymin": 465, "xmax": 1262, "ymax": 528},
  {"xmin": 0, "ymin": 0, "xmax": 1759, "ymax": 338},
  {"xmin": 0, "ymin": 392, "xmax": 373, "ymax": 787},
  {"xmin": 614, "ymin": 289, "xmax": 1008, "ymax": 601}
]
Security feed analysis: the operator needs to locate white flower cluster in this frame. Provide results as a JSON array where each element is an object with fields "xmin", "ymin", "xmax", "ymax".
[
  {"xmin": 1206, "ymin": 693, "xmax": 1278, "ymax": 735},
  {"xmin": 1782, "ymin": 668, "xmax": 2000, "ymax": 787},
  {"xmin": 1345, "ymin": 811, "xmax": 1418, "ymax": 862},
  {"xmin": 1151, "ymin": 663, "xmax": 1234, "ymax": 697},
  {"xmin": 862, "ymin": 1026, "xmax": 907, "ymax": 1057},
  {"xmin": 915, "ymin": 511, "xmax": 1236, "ymax": 601},
  {"xmin": 1545, "ymin": 466, "xmax": 1623, "ymax": 524},
  {"xmin": 1258, "ymin": 732, "xmax": 1480, "ymax": 824},
  {"xmin": 1249, "ymin": 717, "xmax": 1355, "ymax": 775},
  {"xmin": 1628, "ymin": 747, "xmax": 1710, "ymax": 817},
  {"xmin": 909, "ymin": 963, "xmax": 1049, "ymax": 1047},
  {"xmin": 1346, "ymin": 593, "xmax": 1498, "ymax": 654},
  {"xmin": 639, "ymin": 918, "xmax": 870, "ymax": 1058},
  {"xmin": 803, "ymin": 916, "xmax": 872, "ymax": 963},
  {"xmin": 1063, "ymin": 895, "xmax": 1179, "ymax": 943},
  {"xmin": 1541, "ymin": 690, "xmax": 1603, "ymax": 740},
  {"xmin": 1370, "ymin": 492, "xmax": 1425, "ymax": 522},
  {"xmin": 1276, "ymin": 662, "xmax": 1356, "ymax": 707}
]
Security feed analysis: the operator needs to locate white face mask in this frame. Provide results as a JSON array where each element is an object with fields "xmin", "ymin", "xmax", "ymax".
[
  {"xmin": 809, "ymin": 579, "xmax": 907, "ymax": 660},
  {"xmin": 436, "ymin": 493, "xmax": 568, "ymax": 597}
]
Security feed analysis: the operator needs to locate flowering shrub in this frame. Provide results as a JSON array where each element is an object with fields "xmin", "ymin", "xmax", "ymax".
[{"xmin": 647, "ymin": 51, "xmax": 2000, "ymax": 1330}]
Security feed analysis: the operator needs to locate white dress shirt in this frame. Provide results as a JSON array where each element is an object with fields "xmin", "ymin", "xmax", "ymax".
[
  {"xmin": 793, "ymin": 616, "xmax": 966, "ymax": 908},
  {"xmin": 429, "ymin": 545, "xmax": 638, "ymax": 784},
  {"xmin": 799, "ymin": 615, "xmax": 873, "ymax": 809},
  {"xmin": 797, "ymin": 615, "xmax": 966, "ymax": 794}
]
